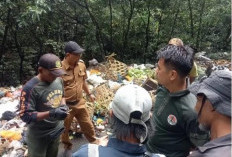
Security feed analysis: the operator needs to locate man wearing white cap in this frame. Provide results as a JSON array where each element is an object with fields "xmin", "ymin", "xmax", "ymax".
[{"xmin": 72, "ymin": 85, "xmax": 165, "ymax": 157}]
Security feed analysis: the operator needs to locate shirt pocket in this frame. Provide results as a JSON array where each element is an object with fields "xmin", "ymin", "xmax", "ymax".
[
  {"xmin": 78, "ymin": 69, "xmax": 86, "ymax": 78},
  {"xmin": 62, "ymin": 74, "xmax": 74, "ymax": 86}
]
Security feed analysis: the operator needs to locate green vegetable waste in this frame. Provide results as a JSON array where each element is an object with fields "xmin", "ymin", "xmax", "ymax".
[{"xmin": 128, "ymin": 68, "xmax": 154, "ymax": 79}]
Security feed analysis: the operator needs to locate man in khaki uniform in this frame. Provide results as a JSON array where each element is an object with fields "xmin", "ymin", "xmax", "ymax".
[
  {"xmin": 168, "ymin": 38, "xmax": 198, "ymax": 84},
  {"xmin": 61, "ymin": 41, "xmax": 97, "ymax": 150}
]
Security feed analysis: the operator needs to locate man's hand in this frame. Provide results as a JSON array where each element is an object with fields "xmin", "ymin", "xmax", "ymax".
[
  {"xmin": 49, "ymin": 105, "xmax": 68, "ymax": 120},
  {"xmin": 88, "ymin": 94, "xmax": 96, "ymax": 102}
]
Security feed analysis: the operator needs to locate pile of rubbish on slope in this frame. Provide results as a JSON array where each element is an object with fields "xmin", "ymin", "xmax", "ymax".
[{"xmin": 0, "ymin": 53, "xmax": 230, "ymax": 156}]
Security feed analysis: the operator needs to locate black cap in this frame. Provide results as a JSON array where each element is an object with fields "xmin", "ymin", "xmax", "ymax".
[
  {"xmin": 38, "ymin": 53, "xmax": 66, "ymax": 76},
  {"xmin": 64, "ymin": 41, "xmax": 85, "ymax": 54}
]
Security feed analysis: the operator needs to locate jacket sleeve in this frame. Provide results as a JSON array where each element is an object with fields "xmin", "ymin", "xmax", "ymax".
[{"xmin": 19, "ymin": 85, "xmax": 38, "ymax": 124}]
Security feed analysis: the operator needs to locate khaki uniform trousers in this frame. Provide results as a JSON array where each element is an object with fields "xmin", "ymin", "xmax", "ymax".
[{"xmin": 61, "ymin": 98, "xmax": 96, "ymax": 148}]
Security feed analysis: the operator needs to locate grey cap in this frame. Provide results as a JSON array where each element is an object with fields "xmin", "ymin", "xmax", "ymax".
[
  {"xmin": 189, "ymin": 70, "xmax": 231, "ymax": 117},
  {"xmin": 38, "ymin": 53, "xmax": 66, "ymax": 77},
  {"xmin": 64, "ymin": 41, "xmax": 85, "ymax": 54}
]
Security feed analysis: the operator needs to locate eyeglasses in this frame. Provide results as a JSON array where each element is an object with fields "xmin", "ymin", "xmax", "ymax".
[{"xmin": 197, "ymin": 94, "xmax": 207, "ymax": 118}]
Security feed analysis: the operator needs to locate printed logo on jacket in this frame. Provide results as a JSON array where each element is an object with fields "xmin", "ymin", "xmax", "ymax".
[
  {"xmin": 167, "ymin": 114, "xmax": 177, "ymax": 125},
  {"xmin": 46, "ymin": 90, "xmax": 63, "ymax": 107}
]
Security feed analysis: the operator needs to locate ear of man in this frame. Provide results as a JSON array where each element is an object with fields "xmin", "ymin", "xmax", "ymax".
[
  {"xmin": 65, "ymin": 52, "xmax": 71, "ymax": 58},
  {"xmin": 38, "ymin": 66, "xmax": 43, "ymax": 73},
  {"xmin": 169, "ymin": 70, "xmax": 178, "ymax": 81}
]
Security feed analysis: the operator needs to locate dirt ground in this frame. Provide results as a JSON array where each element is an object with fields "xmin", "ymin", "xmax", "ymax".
[
  {"xmin": 57, "ymin": 134, "xmax": 88, "ymax": 156},
  {"xmin": 57, "ymin": 128, "xmax": 109, "ymax": 156}
]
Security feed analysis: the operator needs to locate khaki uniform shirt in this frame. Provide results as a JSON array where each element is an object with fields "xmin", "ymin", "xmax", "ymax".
[
  {"xmin": 62, "ymin": 59, "xmax": 87, "ymax": 103},
  {"xmin": 189, "ymin": 62, "xmax": 198, "ymax": 77}
]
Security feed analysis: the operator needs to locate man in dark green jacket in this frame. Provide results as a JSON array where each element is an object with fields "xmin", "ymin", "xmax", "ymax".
[
  {"xmin": 19, "ymin": 53, "xmax": 68, "ymax": 157},
  {"xmin": 146, "ymin": 45, "xmax": 208, "ymax": 157}
]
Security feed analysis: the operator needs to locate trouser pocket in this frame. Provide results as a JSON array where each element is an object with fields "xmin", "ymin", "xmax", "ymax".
[{"xmin": 49, "ymin": 127, "xmax": 64, "ymax": 140}]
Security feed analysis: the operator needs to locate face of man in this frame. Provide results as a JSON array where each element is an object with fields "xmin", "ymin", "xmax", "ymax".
[
  {"xmin": 40, "ymin": 68, "xmax": 57, "ymax": 83},
  {"xmin": 195, "ymin": 95, "xmax": 214, "ymax": 131},
  {"xmin": 156, "ymin": 58, "xmax": 172, "ymax": 87},
  {"xmin": 66, "ymin": 53, "xmax": 81, "ymax": 66}
]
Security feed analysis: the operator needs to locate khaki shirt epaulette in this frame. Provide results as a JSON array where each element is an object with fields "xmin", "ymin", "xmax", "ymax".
[{"xmin": 77, "ymin": 61, "xmax": 87, "ymax": 79}]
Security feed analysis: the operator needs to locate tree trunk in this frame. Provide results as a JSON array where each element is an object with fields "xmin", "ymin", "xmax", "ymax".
[
  {"xmin": 84, "ymin": 0, "xmax": 105, "ymax": 59},
  {"xmin": 0, "ymin": 8, "xmax": 11, "ymax": 85},
  {"xmin": 196, "ymin": 0, "xmax": 206, "ymax": 49},
  {"xmin": 170, "ymin": 0, "xmax": 181, "ymax": 38},
  {"xmin": 122, "ymin": 0, "xmax": 135, "ymax": 60},
  {"xmin": 109, "ymin": 0, "xmax": 113, "ymax": 51},
  {"xmin": 0, "ymin": 8, "xmax": 11, "ymax": 61},
  {"xmin": 72, "ymin": 0, "xmax": 105, "ymax": 59},
  {"xmin": 14, "ymin": 25, "xmax": 24, "ymax": 83},
  {"xmin": 143, "ymin": 0, "xmax": 151, "ymax": 63},
  {"xmin": 120, "ymin": 3, "xmax": 126, "ymax": 58},
  {"xmin": 188, "ymin": 0, "xmax": 194, "ymax": 38},
  {"xmin": 156, "ymin": 12, "xmax": 163, "ymax": 48}
]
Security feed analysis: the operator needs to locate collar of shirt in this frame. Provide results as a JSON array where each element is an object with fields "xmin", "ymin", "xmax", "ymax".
[
  {"xmin": 169, "ymin": 89, "xmax": 190, "ymax": 97},
  {"xmin": 197, "ymin": 134, "xmax": 231, "ymax": 153},
  {"xmin": 159, "ymin": 86, "xmax": 190, "ymax": 98},
  {"xmin": 107, "ymin": 137, "xmax": 146, "ymax": 154},
  {"xmin": 62, "ymin": 58, "xmax": 71, "ymax": 70},
  {"xmin": 62, "ymin": 58, "xmax": 80, "ymax": 71}
]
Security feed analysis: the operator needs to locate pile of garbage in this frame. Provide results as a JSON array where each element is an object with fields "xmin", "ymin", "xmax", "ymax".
[
  {"xmin": 0, "ymin": 54, "xmax": 158, "ymax": 156},
  {"xmin": 78, "ymin": 54, "xmax": 158, "ymax": 136},
  {"xmin": 0, "ymin": 53, "xmax": 230, "ymax": 156},
  {"xmin": 195, "ymin": 52, "xmax": 231, "ymax": 79},
  {"xmin": 0, "ymin": 86, "xmax": 28, "ymax": 157}
]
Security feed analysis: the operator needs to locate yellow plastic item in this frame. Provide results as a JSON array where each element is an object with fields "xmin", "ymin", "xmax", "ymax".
[
  {"xmin": 0, "ymin": 130, "xmax": 22, "ymax": 141},
  {"xmin": 125, "ymin": 75, "xmax": 133, "ymax": 81},
  {"xmin": 90, "ymin": 69, "xmax": 101, "ymax": 75},
  {"xmin": 96, "ymin": 118, "xmax": 104, "ymax": 125}
]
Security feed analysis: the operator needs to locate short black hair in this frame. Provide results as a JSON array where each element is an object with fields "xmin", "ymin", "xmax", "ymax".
[
  {"xmin": 110, "ymin": 114, "xmax": 154, "ymax": 143},
  {"xmin": 157, "ymin": 45, "xmax": 194, "ymax": 77}
]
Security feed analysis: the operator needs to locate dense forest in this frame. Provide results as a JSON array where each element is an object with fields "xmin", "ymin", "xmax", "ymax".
[{"xmin": 0, "ymin": 0, "xmax": 230, "ymax": 86}]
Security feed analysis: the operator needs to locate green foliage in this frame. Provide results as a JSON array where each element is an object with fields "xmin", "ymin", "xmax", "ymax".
[{"xmin": 0, "ymin": 0, "xmax": 230, "ymax": 86}]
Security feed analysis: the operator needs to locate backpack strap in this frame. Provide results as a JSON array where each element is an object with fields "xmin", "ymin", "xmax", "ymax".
[{"xmin": 88, "ymin": 144, "xmax": 99, "ymax": 157}]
